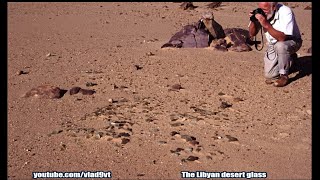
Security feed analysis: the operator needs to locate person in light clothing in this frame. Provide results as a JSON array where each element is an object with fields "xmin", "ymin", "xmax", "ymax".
[{"xmin": 249, "ymin": 2, "xmax": 302, "ymax": 87}]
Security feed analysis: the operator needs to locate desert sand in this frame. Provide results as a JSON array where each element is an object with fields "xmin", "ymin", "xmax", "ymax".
[{"xmin": 8, "ymin": 2, "xmax": 312, "ymax": 180}]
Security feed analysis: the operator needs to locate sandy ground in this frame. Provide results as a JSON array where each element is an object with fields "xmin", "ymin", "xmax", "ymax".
[{"xmin": 8, "ymin": 2, "xmax": 312, "ymax": 180}]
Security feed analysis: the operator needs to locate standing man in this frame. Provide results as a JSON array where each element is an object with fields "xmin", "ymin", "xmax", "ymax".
[{"xmin": 249, "ymin": 2, "xmax": 302, "ymax": 87}]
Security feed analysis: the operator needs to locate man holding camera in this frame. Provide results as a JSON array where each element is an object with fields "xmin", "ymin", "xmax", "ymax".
[{"xmin": 248, "ymin": 2, "xmax": 302, "ymax": 87}]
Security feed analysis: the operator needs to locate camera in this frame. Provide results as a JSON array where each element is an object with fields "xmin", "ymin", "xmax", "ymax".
[{"xmin": 250, "ymin": 8, "xmax": 266, "ymax": 22}]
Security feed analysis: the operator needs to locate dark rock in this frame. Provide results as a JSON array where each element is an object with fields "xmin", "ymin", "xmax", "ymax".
[
  {"xmin": 86, "ymin": 82, "xmax": 98, "ymax": 87},
  {"xmin": 170, "ymin": 131, "xmax": 180, "ymax": 136},
  {"xmin": 220, "ymin": 101, "xmax": 232, "ymax": 109},
  {"xmin": 180, "ymin": 135, "xmax": 196, "ymax": 142},
  {"xmin": 121, "ymin": 138, "xmax": 130, "ymax": 144},
  {"xmin": 180, "ymin": 2, "xmax": 196, "ymax": 10},
  {"xmin": 69, "ymin": 87, "xmax": 81, "ymax": 95},
  {"xmin": 79, "ymin": 89, "xmax": 95, "ymax": 95},
  {"xmin": 186, "ymin": 156, "xmax": 199, "ymax": 161},
  {"xmin": 226, "ymin": 135, "xmax": 238, "ymax": 142},
  {"xmin": 207, "ymin": 2, "xmax": 222, "ymax": 9},
  {"xmin": 23, "ymin": 85, "xmax": 67, "ymax": 99},
  {"xmin": 169, "ymin": 84, "xmax": 183, "ymax": 91}
]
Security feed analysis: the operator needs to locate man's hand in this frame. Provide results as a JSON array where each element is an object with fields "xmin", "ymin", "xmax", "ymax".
[
  {"xmin": 255, "ymin": 14, "xmax": 271, "ymax": 29},
  {"xmin": 248, "ymin": 11, "xmax": 261, "ymax": 38}
]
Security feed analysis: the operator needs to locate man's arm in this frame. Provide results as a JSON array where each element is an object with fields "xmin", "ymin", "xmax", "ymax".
[
  {"xmin": 255, "ymin": 14, "xmax": 286, "ymax": 41},
  {"xmin": 249, "ymin": 21, "xmax": 262, "ymax": 39}
]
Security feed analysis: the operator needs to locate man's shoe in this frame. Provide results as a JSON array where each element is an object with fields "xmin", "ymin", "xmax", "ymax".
[
  {"xmin": 265, "ymin": 78, "xmax": 277, "ymax": 84},
  {"xmin": 273, "ymin": 74, "xmax": 289, "ymax": 87},
  {"xmin": 265, "ymin": 75, "xmax": 279, "ymax": 85}
]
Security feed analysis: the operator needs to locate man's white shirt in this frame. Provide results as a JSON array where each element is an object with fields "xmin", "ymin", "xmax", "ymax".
[{"xmin": 265, "ymin": 4, "xmax": 301, "ymax": 45}]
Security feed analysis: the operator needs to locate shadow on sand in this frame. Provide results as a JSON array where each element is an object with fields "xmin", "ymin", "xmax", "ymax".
[{"xmin": 288, "ymin": 55, "xmax": 312, "ymax": 84}]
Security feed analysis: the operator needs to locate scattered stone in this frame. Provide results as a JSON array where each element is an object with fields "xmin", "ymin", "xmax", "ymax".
[
  {"xmin": 23, "ymin": 85, "xmax": 67, "ymax": 99},
  {"xmin": 145, "ymin": 118, "xmax": 154, "ymax": 122},
  {"xmin": 113, "ymin": 84, "xmax": 128, "ymax": 90},
  {"xmin": 169, "ymin": 84, "xmax": 183, "ymax": 91},
  {"xmin": 212, "ymin": 136, "xmax": 222, "ymax": 140},
  {"xmin": 170, "ymin": 131, "xmax": 180, "ymax": 136},
  {"xmin": 60, "ymin": 143, "xmax": 66, "ymax": 151},
  {"xmin": 207, "ymin": 2, "xmax": 222, "ymax": 9},
  {"xmin": 220, "ymin": 101, "xmax": 232, "ymax": 109},
  {"xmin": 94, "ymin": 133, "xmax": 102, "ymax": 139},
  {"xmin": 180, "ymin": 2, "xmax": 196, "ymax": 10},
  {"xmin": 117, "ymin": 132, "xmax": 131, "ymax": 137},
  {"xmin": 233, "ymin": 97, "xmax": 244, "ymax": 102},
  {"xmin": 188, "ymin": 140, "xmax": 200, "ymax": 146},
  {"xmin": 146, "ymin": 52, "xmax": 155, "ymax": 56},
  {"xmin": 69, "ymin": 87, "xmax": 81, "ymax": 95},
  {"xmin": 158, "ymin": 141, "xmax": 167, "ymax": 144},
  {"xmin": 135, "ymin": 65, "xmax": 143, "ymax": 70},
  {"xmin": 16, "ymin": 70, "xmax": 28, "ymax": 75},
  {"xmin": 225, "ymin": 135, "xmax": 238, "ymax": 142},
  {"xmin": 218, "ymin": 92, "xmax": 225, "ymax": 96},
  {"xmin": 170, "ymin": 122, "xmax": 184, "ymax": 127},
  {"xmin": 86, "ymin": 82, "xmax": 98, "ymax": 87},
  {"xmin": 171, "ymin": 148, "xmax": 184, "ymax": 153},
  {"xmin": 121, "ymin": 138, "xmax": 130, "ymax": 144},
  {"xmin": 186, "ymin": 156, "xmax": 199, "ymax": 161},
  {"xmin": 48, "ymin": 129, "xmax": 63, "ymax": 137},
  {"xmin": 180, "ymin": 135, "xmax": 196, "ymax": 142},
  {"xmin": 79, "ymin": 89, "xmax": 95, "ymax": 95}
]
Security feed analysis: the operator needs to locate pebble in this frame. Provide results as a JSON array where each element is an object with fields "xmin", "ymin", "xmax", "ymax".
[
  {"xmin": 16, "ymin": 70, "xmax": 28, "ymax": 75},
  {"xmin": 220, "ymin": 102, "xmax": 232, "ymax": 109},
  {"xmin": 186, "ymin": 156, "xmax": 199, "ymax": 161},
  {"xmin": 86, "ymin": 82, "xmax": 98, "ymax": 87},
  {"xmin": 158, "ymin": 141, "xmax": 167, "ymax": 144},
  {"xmin": 146, "ymin": 52, "xmax": 155, "ymax": 56},
  {"xmin": 170, "ymin": 131, "xmax": 180, "ymax": 136},
  {"xmin": 60, "ymin": 143, "xmax": 66, "ymax": 151},
  {"xmin": 121, "ymin": 138, "xmax": 130, "ymax": 144},
  {"xmin": 135, "ymin": 65, "xmax": 143, "ymax": 70},
  {"xmin": 180, "ymin": 135, "xmax": 196, "ymax": 142},
  {"xmin": 79, "ymin": 89, "xmax": 95, "ymax": 95},
  {"xmin": 189, "ymin": 140, "xmax": 200, "ymax": 146},
  {"xmin": 23, "ymin": 85, "xmax": 65, "ymax": 99},
  {"xmin": 225, "ymin": 135, "xmax": 238, "ymax": 142},
  {"xmin": 233, "ymin": 97, "xmax": 244, "ymax": 102},
  {"xmin": 69, "ymin": 87, "xmax": 81, "ymax": 95}
]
